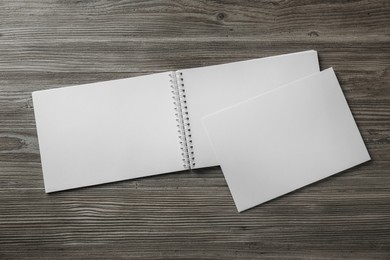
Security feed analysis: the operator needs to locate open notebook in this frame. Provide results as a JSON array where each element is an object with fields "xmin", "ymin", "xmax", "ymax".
[
  {"xmin": 202, "ymin": 68, "xmax": 371, "ymax": 212},
  {"xmin": 33, "ymin": 50, "xmax": 319, "ymax": 192}
]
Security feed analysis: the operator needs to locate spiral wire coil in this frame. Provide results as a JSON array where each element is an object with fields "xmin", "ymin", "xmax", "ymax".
[{"xmin": 170, "ymin": 71, "xmax": 195, "ymax": 169}]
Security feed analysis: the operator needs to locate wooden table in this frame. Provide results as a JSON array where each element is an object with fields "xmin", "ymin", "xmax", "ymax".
[{"xmin": 1, "ymin": 1, "xmax": 389, "ymax": 259}]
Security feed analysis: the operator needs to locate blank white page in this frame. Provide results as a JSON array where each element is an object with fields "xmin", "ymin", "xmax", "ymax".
[
  {"xmin": 202, "ymin": 69, "xmax": 370, "ymax": 212},
  {"xmin": 33, "ymin": 72, "xmax": 184, "ymax": 192},
  {"xmin": 179, "ymin": 50, "xmax": 319, "ymax": 169}
]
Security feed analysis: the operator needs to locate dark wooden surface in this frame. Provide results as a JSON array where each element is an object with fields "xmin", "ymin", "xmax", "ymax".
[{"xmin": 1, "ymin": 0, "xmax": 389, "ymax": 259}]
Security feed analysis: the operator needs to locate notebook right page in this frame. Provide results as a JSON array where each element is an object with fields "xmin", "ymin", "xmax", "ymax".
[
  {"xmin": 202, "ymin": 69, "xmax": 370, "ymax": 212},
  {"xmin": 179, "ymin": 50, "xmax": 319, "ymax": 169}
]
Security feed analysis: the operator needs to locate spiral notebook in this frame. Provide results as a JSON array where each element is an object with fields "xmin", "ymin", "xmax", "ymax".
[
  {"xmin": 33, "ymin": 50, "xmax": 319, "ymax": 192},
  {"xmin": 202, "ymin": 68, "xmax": 371, "ymax": 212}
]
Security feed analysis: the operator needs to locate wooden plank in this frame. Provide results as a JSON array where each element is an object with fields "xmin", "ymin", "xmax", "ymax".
[{"xmin": 0, "ymin": 0, "xmax": 389, "ymax": 259}]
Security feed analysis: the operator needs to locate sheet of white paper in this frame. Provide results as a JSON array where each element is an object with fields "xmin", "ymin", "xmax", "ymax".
[
  {"xmin": 179, "ymin": 50, "xmax": 320, "ymax": 169},
  {"xmin": 33, "ymin": 72, "xmax": 184, "ymax": 192},
  {"xmin": 202, "ymin": 68, "xmax": 371, "ymax": 212}
]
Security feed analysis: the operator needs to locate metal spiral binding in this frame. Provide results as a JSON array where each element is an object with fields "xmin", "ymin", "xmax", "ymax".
[{"xmin": 169, "ymin": 71, "xmax": 195, "ymax": 169}]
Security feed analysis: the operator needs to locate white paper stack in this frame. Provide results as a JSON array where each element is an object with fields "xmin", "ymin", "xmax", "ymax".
[{"xmin": 202, "ymin": 68, "xmax": 370, "ymax": 212}]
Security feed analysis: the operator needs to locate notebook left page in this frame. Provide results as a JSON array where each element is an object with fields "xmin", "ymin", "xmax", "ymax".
[{"xmin": 33, "ymin": 72, "xmax": 184, "ymax": 192}]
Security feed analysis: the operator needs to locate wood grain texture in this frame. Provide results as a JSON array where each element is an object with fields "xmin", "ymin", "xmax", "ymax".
[{"xmin": 0, "ymin": 0, "xmax": 389, "ymax": 259}]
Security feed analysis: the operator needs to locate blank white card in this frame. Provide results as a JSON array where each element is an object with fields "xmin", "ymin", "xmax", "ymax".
[{"xmin": 202, "ymin": 68, "xmax": 370, "ymax": 212}]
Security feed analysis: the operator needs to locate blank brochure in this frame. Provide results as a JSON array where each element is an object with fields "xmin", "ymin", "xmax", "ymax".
[{"xmin": 202, "ymin": 68, "xmax": 370, "ymax": 212}]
